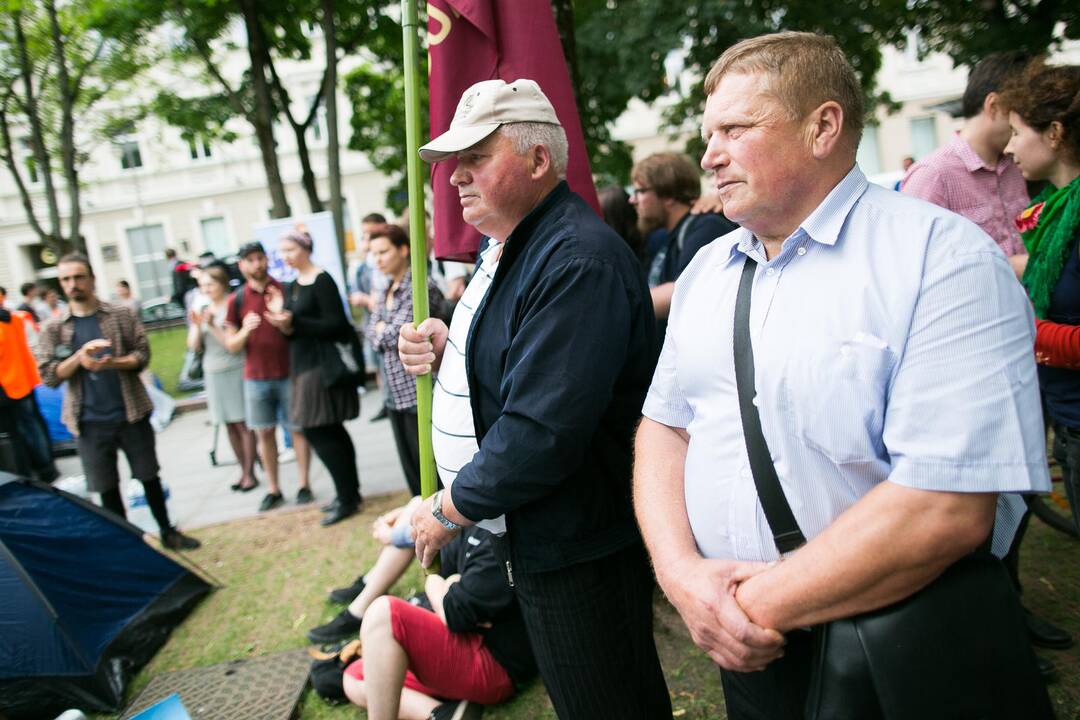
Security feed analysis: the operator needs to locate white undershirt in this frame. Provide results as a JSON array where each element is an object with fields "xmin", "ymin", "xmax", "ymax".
[{"xmin": 431, "ymin": 239, "xmax": 505, "ymax": 535}]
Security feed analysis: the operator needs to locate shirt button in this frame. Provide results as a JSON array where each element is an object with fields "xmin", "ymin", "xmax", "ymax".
[
  {"xmin": 840, "ymin": 345, "xmax": 851, "ymax": 356},
  {"xmin": 796, "ymin": 247, "xmax": 807, "ymax": 256},
  {"xmin": 766, "ymin": 267, "xmax": 776, "ymax": 276},
  {"xmin": 740, "ymin": 466, "xmax": 751, "ymax": 479}
]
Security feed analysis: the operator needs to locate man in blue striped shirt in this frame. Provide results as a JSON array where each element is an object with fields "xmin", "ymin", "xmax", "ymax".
[{"xmin": 634, "ymin": 32, "xmax": 1050, "ymax": 719}]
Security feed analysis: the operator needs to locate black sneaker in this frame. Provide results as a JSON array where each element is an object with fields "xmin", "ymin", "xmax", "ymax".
[
  {"xmin": 320, "ymin": 498, "xmax": 339, "ymax": 513},
  {"xmin": 259, "ymin": 492, "xmax": 284, "ymax": 512},
  {"xmin": 307, "ymin": 608, "xmax": 363, "ymax": 644},
  {"xmin": 329, "ymin": 575, "xmax": 367, "ymax": 604},
  {"xmin": 161, "ymin": 528, "xmax": 202, "ymax": 551},
  {"xmin": 296, "ymin": 487, "xmax": 314, "ymax": 505},
  {"xmin": 430, "ymin": 700, "xmax": 484, "ymax": 720}
]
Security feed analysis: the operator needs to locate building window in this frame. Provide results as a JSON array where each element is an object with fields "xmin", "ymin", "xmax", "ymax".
[
  {"xmin": 118, "ymin": 139, "xmax": 143, "ymax": 170},
  {"xmin": 126, "ymin": 224, "xmax": 171, "ymax": 300},
  {"xmin": 909, "ymin": 117, "xmax": 938, "ymax": 160},
  {"xmin": 188, "ymin": 136, "xmax": 213, "ymax": 160},
  {"xmin": 856, "ymin": 125, "xmax": 882, "ymax": 176},
  {"xmin": 200, "ymin": 216, "xmax": 231, "ymax": 258},
  {"xmin": 18, "ymin": 138, "xmax": 38, "ymax": 183},
  {"xmin": 308, "ymin": 95, "xmax": 327, "ymax": 143}
]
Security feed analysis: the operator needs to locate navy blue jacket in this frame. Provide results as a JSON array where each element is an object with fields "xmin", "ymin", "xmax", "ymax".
[{"xmin": 449, "ymin": 182, "xmax": 658, "ymax": 573}]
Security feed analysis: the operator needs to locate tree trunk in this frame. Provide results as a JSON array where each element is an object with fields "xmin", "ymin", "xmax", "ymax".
[
  {"xmin": 263, "ymin": 49, "xmax": 324, "ymax": 213},
  {"xmin": 321, "ymin": 0, "xmax": 345, "ymax": 270},
  {"xmin": 13, "ymin": 7, "xmax": 64, "ymax": 253},
  {"xmin": 46, "ymin": 0, "xmax": 83, "ymax": 252},
  {"xmin": 550, "ymin": 0, "xmax": 583, "ymax": 112},
  {"xmin": 240, "ymin": 0, "xmax": 291, "ymax": 218}
]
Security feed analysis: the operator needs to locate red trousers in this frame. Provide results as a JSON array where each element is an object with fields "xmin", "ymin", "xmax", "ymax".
[{"xmin": 345, "ymin": 597, "xmax": 515, "ymax": 705}]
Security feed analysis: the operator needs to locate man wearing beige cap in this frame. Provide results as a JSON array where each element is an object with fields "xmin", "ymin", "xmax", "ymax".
[{"xmin": 394, "ymin": 79, "xmax": 671, "ymax": 719}]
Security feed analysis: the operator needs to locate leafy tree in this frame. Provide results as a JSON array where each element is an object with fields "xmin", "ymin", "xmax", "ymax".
[
  {"xmin": 0, "ymin": 0, "xmax": 159, "ymax": 254},
  {"xmin": 896, "ymin": 0, "xmax": 1079, "ymax": 69}
]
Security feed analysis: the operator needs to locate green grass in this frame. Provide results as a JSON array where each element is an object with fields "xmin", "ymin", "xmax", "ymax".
[
  {"xmin": 97, "ymin": 494, "xmax": 1080, "ymax": 719},
  {"xmin": 147, "ymin": 326, "xmax": 193, "ymax": 398}
]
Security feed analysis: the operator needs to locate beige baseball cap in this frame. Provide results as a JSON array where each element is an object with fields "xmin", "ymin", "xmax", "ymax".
[{"xmin": 419, "ymin": 79, "xmax": 561, "ymax": 163}]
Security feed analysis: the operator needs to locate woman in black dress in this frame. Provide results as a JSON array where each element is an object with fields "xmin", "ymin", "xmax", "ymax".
[{"xmin": 264, "ymin": 230, "xmax": 361, "ymax": 526}]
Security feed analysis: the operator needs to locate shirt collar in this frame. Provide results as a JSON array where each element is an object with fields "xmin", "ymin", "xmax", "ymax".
[
  {"xmin": 60, "ymin": 298, "xmax": 115, "ymax": 323},
  {"xmin": 721, "ymin": 164, "xmax": 868, "ymax": 265},
  {"xmin": 951, "ymin": 133, "xmax": 1013, "ymax": 175}
]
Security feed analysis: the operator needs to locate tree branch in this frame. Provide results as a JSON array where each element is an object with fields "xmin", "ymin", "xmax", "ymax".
[
  {"xmin": 70, "ymin": 36, "xmax": 106, "ymax": 104},
  {"xmin": 0, "ymin": 100, "xmax": 50, "ymax": 243}
]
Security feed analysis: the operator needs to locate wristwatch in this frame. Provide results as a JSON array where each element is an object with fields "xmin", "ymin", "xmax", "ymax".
[{"xmin": 430, "ymin": 490, "xmax": 460, "ymax": 531}]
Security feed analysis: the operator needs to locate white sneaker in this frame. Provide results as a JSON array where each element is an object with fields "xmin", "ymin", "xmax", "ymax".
[{"xmin": 278, "ymin": 448, "xmax": 296, "ymax": 464}]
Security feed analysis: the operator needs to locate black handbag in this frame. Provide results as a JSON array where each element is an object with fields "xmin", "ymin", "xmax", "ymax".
[
  {"xmin": 308, "ymin": 638, "xmax": 362, "ymax": 703},
  {"xmin": 318, "ymin": 328, "xmax": 365, "ymax": 389},
  {"xmin": 732, "ymin": 256, "xmax": 1052, "ymax": 720}
]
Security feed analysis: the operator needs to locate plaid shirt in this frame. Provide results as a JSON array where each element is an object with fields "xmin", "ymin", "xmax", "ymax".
[
  {"xmin": 901, "ymin": 134, "xmax": 1029, "ymax": 256},
  {"xmin": 36, "ymin": 300, "xmax": 152, "ymax": 435},
  {"xmin": 364, "ymin": 270, "xmax": 446, "ymax": 410}
]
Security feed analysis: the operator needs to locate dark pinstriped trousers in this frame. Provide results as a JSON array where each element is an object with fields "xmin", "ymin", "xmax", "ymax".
[{"xmin": 511, "ymin": 543, "xmax": 672, "ymax": 719}]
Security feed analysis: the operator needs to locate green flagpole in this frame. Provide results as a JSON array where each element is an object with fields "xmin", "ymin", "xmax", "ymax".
[{"xmin": 401, "ymin": 0, "xmax": 439, "ymax": 514}]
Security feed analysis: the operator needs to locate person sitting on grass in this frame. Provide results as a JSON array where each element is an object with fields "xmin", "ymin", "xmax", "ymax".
[
  {"xmin": 308, "ymin": 498, "xmax": 537, "ymax": 720},
  {"xmin": 309, "ymin": 496, "xmax": 426, "ymax": 643}
]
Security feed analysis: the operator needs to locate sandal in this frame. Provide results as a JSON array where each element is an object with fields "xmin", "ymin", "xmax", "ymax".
[{"xmin": 231, "ymin": 478, "xmax": 260, "ymax": 492}]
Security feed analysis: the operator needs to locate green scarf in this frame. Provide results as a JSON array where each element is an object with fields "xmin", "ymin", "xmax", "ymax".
[{"xmin": 1021, "ymin": 176, "xmax": 1080, "ymax": 319}]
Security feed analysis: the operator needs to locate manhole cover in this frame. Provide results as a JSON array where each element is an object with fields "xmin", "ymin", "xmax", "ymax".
[{"xmin": 122, "ymin": 649, "xmax": 310, "ymax": 720}]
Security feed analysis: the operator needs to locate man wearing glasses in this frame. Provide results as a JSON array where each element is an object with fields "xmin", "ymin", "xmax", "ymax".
[{"xmin": 630, "ymin": 152, "xmax": 737, "ymax": 333}]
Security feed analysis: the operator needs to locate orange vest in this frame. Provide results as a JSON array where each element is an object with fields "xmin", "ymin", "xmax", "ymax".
[{"xmin": 0, "ymin": 310, "xmax": 42, "ymax": 400}]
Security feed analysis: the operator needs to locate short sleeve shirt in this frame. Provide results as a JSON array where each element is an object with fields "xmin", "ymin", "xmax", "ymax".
[
  {"xmin": 225, "ymin": 280, "xmax": 290, "ymax": 381},
  {"xmin": 643, "ymin": 166, "xmax": 1049, "ymax": 563}
]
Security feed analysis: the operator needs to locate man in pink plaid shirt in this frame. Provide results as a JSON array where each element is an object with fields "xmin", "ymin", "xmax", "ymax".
[
  {"xmin": 904, "ymin": 51, "xmax": 1074, "ymax": 677},
  {"xmin": 901, "ymin": 53, "xmax": 1030, "ymax": 270}
]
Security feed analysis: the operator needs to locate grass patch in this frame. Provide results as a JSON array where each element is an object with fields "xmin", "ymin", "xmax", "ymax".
[
  {"xmin": 98, "ymin": 494, "xmax": 1080, "ymax": 719},
  {"xmin": 147, "ymin": 326, "xmax": 193, "ymax": 398}
]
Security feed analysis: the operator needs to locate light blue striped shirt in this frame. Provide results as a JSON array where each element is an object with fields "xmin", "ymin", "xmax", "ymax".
[{"xmin": 642, "ymin": 166, "xmax": 1049, "ymax": 563}]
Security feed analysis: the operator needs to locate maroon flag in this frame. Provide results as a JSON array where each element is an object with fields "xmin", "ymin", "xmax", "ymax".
[{"xmin": 427, "ymin": 0, "xmax": 600, "ymax": 261}]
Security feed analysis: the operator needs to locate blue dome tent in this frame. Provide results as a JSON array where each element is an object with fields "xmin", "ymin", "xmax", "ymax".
[{"xmin": 0, "ymin": 473, "xmax": 210, "ymax": 719}]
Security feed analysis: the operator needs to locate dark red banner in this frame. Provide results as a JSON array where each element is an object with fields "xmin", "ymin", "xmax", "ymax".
[{"xmin": 426, "ymin": 0, "xmax": 600, "ymax": 261}]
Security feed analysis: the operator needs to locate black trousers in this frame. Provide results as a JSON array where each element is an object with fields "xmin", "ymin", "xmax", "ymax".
[
  {"xmin": 720, "ymin": 627, "xmax": 818, "ymax": 720},
  {"xmin": 387, "ymin": 405, "xmax": 421, "ymax": 497},
  {"xmin": 303, "ymin": 422, "xmax": 360, "ymax": 506},
  {"xmin": 512, "ymin": 543, "xmax": 671, "ymax": 719}
]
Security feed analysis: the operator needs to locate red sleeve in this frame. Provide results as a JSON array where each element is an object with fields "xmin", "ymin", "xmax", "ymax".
[{"xmin": 1035, "ymin": 318, "xmax": 1080, "ymax": 368}]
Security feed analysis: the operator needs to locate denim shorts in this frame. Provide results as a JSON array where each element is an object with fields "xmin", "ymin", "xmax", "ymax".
[{"xmin": 244, "ymin": 378, "xmax": 294, "ymax": 430}]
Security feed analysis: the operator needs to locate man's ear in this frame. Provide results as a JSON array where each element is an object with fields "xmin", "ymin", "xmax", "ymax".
[
  {"xmin": 808, "ymin": 100, "xmax": 844, "ymax": 159},
  {"xmin": 529, "ymin": 144, "xmax": 553, "ymax": 179},
  {"xmin": 985, "ymin": 91, "xmax": 1002, "ymax": 119}
]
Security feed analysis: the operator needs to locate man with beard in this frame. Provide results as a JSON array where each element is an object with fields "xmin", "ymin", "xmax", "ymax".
[
  {"xmin": 630, "ymin": 152, "xmax": 737, "ymax": 332},
  {"xmin": 223, "ymin": 241, "xmax": 313, "ymax": 513},
  {"xmin": 37, "ymin": 253, "xmax": 199, "ymax": 550}
]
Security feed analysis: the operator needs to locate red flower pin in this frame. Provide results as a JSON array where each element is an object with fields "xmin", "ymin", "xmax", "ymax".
[{"xmin": 1016, "ymin": 202, "xmax": 1045, "ymax": 232}]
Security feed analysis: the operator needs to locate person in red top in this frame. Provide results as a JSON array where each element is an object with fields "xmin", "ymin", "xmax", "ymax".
[{"xmin": 224, "ymin": 241, "xmax": 312, "ymax": 512}]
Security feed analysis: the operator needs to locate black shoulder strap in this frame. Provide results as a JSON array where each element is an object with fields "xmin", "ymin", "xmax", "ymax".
[
  {"xmin": 232, "ymin": 287, "xmax": 244, "ymax": 319},
  {"xmin": 675, "ymin": 213, "xmax": 697, "ymax": 254},
  {"xmin": 733, "ymin": 256, "xmax": 807, "ymax": 554}
]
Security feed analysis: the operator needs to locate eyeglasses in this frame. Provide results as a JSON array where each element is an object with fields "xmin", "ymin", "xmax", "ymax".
[{"xmin": 631, "ymin": 187, "xmax": 652, "ymax": 197}]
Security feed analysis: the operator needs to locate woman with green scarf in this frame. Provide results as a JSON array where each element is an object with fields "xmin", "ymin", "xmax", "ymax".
[{"xmin": 1001, "ymin": 60, "xmax": 1080, "ymax": 532}]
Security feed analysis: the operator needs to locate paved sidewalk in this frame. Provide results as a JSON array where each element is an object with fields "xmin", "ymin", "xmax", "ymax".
[{"xmin": 55, "ymin": 392, "xmax": 408, "ymax": 534}]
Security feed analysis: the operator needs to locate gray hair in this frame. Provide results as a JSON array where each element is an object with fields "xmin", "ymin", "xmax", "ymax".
[{"xmin": 499, "ymin": 122, "xmax": 569, "ymax": 179}]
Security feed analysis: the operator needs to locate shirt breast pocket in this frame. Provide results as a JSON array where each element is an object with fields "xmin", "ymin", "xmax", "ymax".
[{"xmin": 789, "ymin": 333, "xmax": 894, "ymax": 464}]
